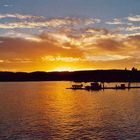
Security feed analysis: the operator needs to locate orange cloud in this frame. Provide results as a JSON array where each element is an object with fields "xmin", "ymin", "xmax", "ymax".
[{"xmin": 0, "ymin": 24, "xmax": 140, "ymax": 71}]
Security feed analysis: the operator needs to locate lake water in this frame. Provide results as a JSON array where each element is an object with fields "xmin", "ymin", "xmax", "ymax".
[{"xmin": 0, "ymin": 81, "xmax": 140, "ymax": 140}]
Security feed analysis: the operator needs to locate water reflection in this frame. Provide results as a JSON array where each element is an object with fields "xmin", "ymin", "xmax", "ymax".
[{"xmin": 0, "ymin": 82, "xmax": 140, "ymax": 139}]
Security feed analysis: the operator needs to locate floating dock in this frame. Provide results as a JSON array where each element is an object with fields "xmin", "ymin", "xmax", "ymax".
[
  {"xmin": 67, "ymin": 86, "xmax": 140, "ymax": 90},
  {"xmin": 67, "ymin": 82, "xmax": 140, "ymax": 91}
]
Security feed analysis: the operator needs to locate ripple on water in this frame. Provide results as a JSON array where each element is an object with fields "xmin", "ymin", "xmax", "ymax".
[{"xmin": 0, "ymin": 82, "xmax": 140, "ymax": 140}]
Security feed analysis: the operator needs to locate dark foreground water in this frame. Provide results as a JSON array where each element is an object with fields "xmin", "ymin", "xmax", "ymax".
[{"xmin": 0, "ymin": 82, "xmax": 140, "ymax": 140}]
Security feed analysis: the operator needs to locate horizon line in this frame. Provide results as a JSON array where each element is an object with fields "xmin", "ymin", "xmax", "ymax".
[{"xmin": 0, "ymin": 68, "xmax": 138, "ymax": 73}]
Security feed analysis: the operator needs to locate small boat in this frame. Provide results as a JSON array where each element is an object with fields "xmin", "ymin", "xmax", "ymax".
[
  {"xmin": 67, "ymin": 84, "xmax": 83, "ymax": 90},
  {"xmin": 115, "ymin": 84, "xmax": 126, "ymax": 89},
  {"xmin": 85, "ymin": 82, "xmax": 102, "ymax": 90}
]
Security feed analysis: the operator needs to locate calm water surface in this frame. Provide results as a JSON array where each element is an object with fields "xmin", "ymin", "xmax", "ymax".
[{"xmin": 0, "ymin": 82, "xmax": 140, "ymax": 140}]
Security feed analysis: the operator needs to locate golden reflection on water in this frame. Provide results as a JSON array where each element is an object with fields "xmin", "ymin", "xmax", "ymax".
[{"xmin": 0, "ymin": 81, "xmax": 140, "ymax": 139}]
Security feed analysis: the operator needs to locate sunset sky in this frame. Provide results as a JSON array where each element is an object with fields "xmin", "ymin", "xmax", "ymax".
[{"xmin": 0, "ymin": 0, "xmax": 140, "ymax": 71}]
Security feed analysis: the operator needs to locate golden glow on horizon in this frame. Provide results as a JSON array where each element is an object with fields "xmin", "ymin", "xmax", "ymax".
[{"xmin": 51, "ymin": 66, "xmax": 74, "ymax": 72}]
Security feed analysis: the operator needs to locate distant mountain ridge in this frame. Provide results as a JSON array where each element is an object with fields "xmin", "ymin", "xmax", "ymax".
[{"xmin": 0, "ymin": 69, "xmax": 140, "ymax": 82}]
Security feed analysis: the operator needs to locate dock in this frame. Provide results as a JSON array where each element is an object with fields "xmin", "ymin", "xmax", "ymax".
[{"xmin": 67, "ymin": 82, "xmax": 140, "ymax": 91}]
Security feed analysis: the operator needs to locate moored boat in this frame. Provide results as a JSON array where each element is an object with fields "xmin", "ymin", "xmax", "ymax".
[
  {"xmin": 85, "ymin": 82, "xmax": 102, "ymax": 90},
  {"xmin": 115, "ymin": 84, "xmax": 126, "ymax": 89},
  {"xmin": 67, "ymin": 84, "xmax": 83, "ymax": 90}
]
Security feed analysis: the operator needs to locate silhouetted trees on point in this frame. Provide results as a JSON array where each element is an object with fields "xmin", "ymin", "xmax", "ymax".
[{"xmin": 0, "ymin": 68, "xmax": 140, "ymax": 82}]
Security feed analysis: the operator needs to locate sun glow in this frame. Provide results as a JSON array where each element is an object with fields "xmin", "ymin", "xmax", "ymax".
[{"xmin": 52, "ymin": 66, "xmax": 74, "ymax": 72}]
